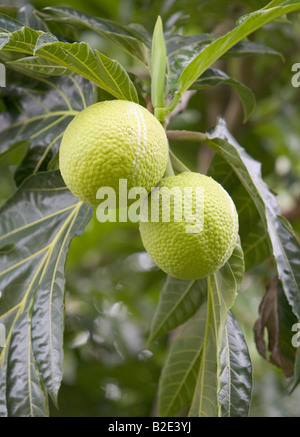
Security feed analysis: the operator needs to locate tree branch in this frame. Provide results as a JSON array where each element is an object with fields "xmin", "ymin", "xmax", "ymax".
[{"xmin": 166, "ymin": 130, "xmax": 207, "ymax": 143}]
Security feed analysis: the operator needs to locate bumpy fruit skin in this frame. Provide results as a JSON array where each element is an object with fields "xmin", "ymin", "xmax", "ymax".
[
  {"xmin": 59, "ymin": 100, "xmax": 169, "ymax": 207},
  {"xmin": 139, "ymin": 172, "xmax": 239, "ymax": 280}
]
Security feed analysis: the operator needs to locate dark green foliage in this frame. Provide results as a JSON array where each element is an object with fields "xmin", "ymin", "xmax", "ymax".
[{"xmin": 0, "ymin": 0, "xmax": 300, "ymax": 417}]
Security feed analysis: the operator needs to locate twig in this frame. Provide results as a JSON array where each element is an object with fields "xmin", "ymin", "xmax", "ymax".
[{"xmin": 167, "ymin": 130, "xmax": 207, "ymax": 142}]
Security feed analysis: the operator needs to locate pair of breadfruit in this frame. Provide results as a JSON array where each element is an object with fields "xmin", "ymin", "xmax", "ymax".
[{"xmin": 59, "ymin": 100, "xmax": 238, "ymax": 280}]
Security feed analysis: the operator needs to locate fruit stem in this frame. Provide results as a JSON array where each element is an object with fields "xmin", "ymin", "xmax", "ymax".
[
  {"xmin": 166, "ymin": 130, "xmax": 208, "ymax": 143},
  {"xmin": 169, "ymin": 149, "xmax": 191, "ymax": 173},
  {"xmin": 164, "ymin": 153, "xmax": 175, "ymax": 176},
  {"xmin": 154, "ymin": 107, "xmax": 168, "ymax": 124},
  {"xmin": 154, "ymin": 92, "xmax": 182, "ymax": 123}
]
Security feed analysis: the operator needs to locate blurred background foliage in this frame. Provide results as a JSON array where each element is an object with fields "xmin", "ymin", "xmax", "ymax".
[{"xmin": 1, "ymin": 0, "xmax": 300, "ymax": 417}]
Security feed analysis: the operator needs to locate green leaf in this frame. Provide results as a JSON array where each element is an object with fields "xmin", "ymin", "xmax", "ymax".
[
  {"xmin": 158, "ymin": 302, "xmax": 207, "ymax": 417},
  {"xmin": 0, "ymin": 74, "xmax": 94, "ymax": 185},
  {"xmin": 222, "ymin": 40, "xmax": 284, "ymax": 60},
  {"xmin": 177, "ymin": 2, "xmax": 300, "ymax": 97},
  {"xmin": 264, "ymin": 0, "xmax": 286, "ymax": 8},
  {"xmin": 38, "ymin": 7, "xmax": 150, "ymax": 67},
  {"xmin": 219, "ymin": 311, "xmax": 252, "ymax": 417},
  {"xmin": 188, "ymin": 281, "xmax": 219, "ymax": 417},
  {"xmin": 16, "ymin": 4, "xmax": 49, "ymax": 32},
  {"xmin": 0, "ymin": 54, "xmax": 95, "ymax": 419},
  {"xmin": 214, "ymin": 238, "xmax": 245, "ymax": 314},
  {"xmin": 149, "ymin": 240, "xmax": 244, "ymax": 345},
  {"xmin": 8, "ymin": 55, "xmax": 72, "ymax": 77},
  {"xmin": 158, "ymin": 242, "xmax": 244, "ymax": 417},
  {"xmin": 0, "ymin": 25, "xmax": 139, "ymax": 102},
  {"xmin": 167, "ymin": 38, "xmax": 281, "ymax": 94},
  {"xmin": 148, "ymin": 275, "xmax": 208, "ymax": 344},
  {"xmin": 0, "ymin": 26, "xmax": 43, "ymax": 54},
  {"xmin": 188, "ymin": 243, "xmax": 244, "ymax": 417},
  {"xmin": 207, "ymin": 118, "xmax": 300, "ymax": 320},
  {"xmin": 169, "ymin": 66, "xmax": 255, "ymax": 122},
  {"xmin": 165, "ymin": 33, "xmax": 211, "ymax": 63},
  {"xmin": 0, "ymin": 322, "xmax": 49, "ymax": 417},
  {"xmin": 166, "ymin": 32, "xmax": 211, "ymax": 98},
  {"xmin": 151, "ymin": 16, "xmax": 167, "ymax": 111},
  {"xmin": 0, "ymin": 12, "xmax": 23, "ymax": 33},
  {"xmin": 34, "ymin": 37, "xmax": 139, "ymax": 102},
  {"xmin": 0, "ymin": 171, "xmax": 93, "ymax": 416},
  {"xmin": 189, "ymin": 67, "xmax": 256, "ymax": 122},
  {"xmin": 242, "ymin": 220, "xmax": 270, "ymax": 270},
  {"xmin": 207, "ymin": 153, "xmax": 271, "ymax": 270}
]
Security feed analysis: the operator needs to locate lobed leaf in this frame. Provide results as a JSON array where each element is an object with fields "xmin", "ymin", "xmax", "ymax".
[
  {"xmin": 223, "ymin": 40, "xmax": 284, "ymax": 60},
  {"xmin": 0, "ymin": 72, "xmax": 95, "ymax": 416},
  {"xmin": 190, "ymin": 67, "xmax": 256, "ymax": 122},
  {"xmin": 0, "ymin": 25, "xmax": 139, "ymax": 102},
  {"xmin": 34, "ymin": 37, "xmax": 138, "ymax": 102},
  {"xmin": 165, "ymin": 32, "xmax": 211, "ymax": 63},
  {"xmin": 169, "ymin": 51, "xmax": 256, "ymax": 121},
  {"xmin": 207, "ymin": 118, "xmax": 300, "ymax": 320},
  {"xmin": 188, "ymin": 242, "xmax": 244, "ymax": 417},
  {"xmin": 158, "ymin": 242, "xmax": 244, "ymax": 417},
  {"xmin": 0, "ymin": 74, "xmax": 94, "ymax": 186},
  {"xmin": 219, "ymin": 311, "xmax": 252, "ymax": 417},
  {"xmin": 0, "ymin": 171, "xmax": 93, "ymax": 416},
  {"xmin": 16, "ymin": 4, "xmax": 49, "ymax": 32},
  {"xmin": 158, "ymin": 303, "xmax": 207, "ymax": 417},
  {"xmin": 0, "ymin": 26, "xmax": 43, "ymax": 54},
  {"xmin": 241, "ymin": 220, "xmax": 270, "ymax": 270},
  {"xmin": 38, "ymin": 7, "xmax": 150, "ymax": 67},
  {"xmin": 207, "ymin": 153, "xmax": 271, "ymax": 271},
  {"xmin": 0, "ymin": 12, "xmax": 23, "ymax": 33},
  {"xmin": 8, "ymin": 55, "xmax": 72, "ymax": 77},
  {"xmin": 177, "ymin": 2, "xmax": 300, "ymax": 97},
  {"xmin": 148, "ymin": 276, "xmax": 208, "ymax": 345},
  {"xmin": 167, "ymin": 37, "xmax": 282, "ymax": 93}
]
